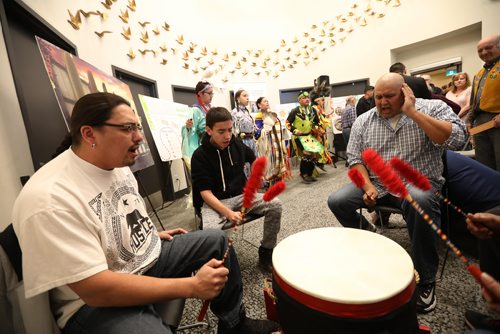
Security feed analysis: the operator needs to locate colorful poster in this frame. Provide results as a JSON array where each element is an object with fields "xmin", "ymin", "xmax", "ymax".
[
  {"xmin": 36, "ymin": 36, "xmax": 154, "ymax": 172},
  {"xmin": 139, "ymin": 95, "xmax": 192, "ymax": 161}
]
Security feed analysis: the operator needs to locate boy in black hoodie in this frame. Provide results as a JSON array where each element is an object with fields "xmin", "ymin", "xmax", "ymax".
[{"xmin": 191, "ymin": 107, "xmax": 282, "ymax": 272}]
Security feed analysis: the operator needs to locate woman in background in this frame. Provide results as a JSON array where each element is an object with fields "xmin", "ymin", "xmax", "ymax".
[
  {"xmin": 445, "ymin": 73, "xmax": 472, "ymax": 120},
  {"xmin": 255, "ymin": 97, "xmax": 290, "ymax": 185},
  {"xmin": 231, "ymin": 89, "xmax": 257, "ymax": 155}
]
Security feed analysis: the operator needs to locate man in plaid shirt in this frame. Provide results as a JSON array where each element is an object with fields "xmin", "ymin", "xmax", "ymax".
[{"xmin": 328, "ymin": 73, "xmax": 467, "ymax": 314}]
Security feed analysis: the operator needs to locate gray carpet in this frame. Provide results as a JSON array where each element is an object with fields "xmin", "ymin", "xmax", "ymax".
[{"xmin": 152, "ymin": 163, "xmax": 490, "ymax": 333}]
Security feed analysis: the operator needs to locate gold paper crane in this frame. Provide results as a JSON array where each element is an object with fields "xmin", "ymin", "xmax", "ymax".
[
  {"xmin": 311, "ymin": 24, "xmax": 317, "ymax": 29},
  {"xmin": 319, "ymin": 29, "xmax": 326, "ymax": 37},
  {"xmin": 119, "ymin": 9, "xmax": 129, "ymax": 23},
  {"xmin": 160, "ymin": 43, "xmax": 167, "ymax": 52},
  {"xmin": 365, "ymin": 4, "xmax": 372, "ymax": 12},
  {"xmin": 140, "ymin": 31, "xmax": 149, "ymax": 43},
  {"xmin": 355, "ymin": 16, "xmax": 361, "ymax": 23},
  {"xmin": 273, "ymin": 59, "xmax": 279, "ymax": 65},
  {"xmin": 139, "ymin": 49, "xmax": 155, "ymax": 55},
  {"xmin": 329, "ymin": 32, "xmax": 335, "ymax": 37},
  {"xmin": 352, "ymin": 3, "xmax": 358, "ymax": 8},
  {"xmin": 265, "ymin": 70, "xmax": 271, "ymax": 76},
  {"xmin": 232, "ymin": 51, "xmax": 237, "ymax": 56},
  {"xmin": 385, "ymin": 0, "xmax": 392, "ymax": 4},
  {"xmin": 273, "ymin": 48, "xmax": 280, "ymax": 53},
  {"xmin": 336, "ymin": 15, "xmax": 342, "ymax": 20},
  {"xmin": 170, "ymin": 48, "xmax": 177, "ymax": 54},
  {"xmin": 304, "ymin": 61, "xmax": 310, "ymax": 66},
  {"xmin": 188, "ymin": 45, "xmax": 195, "ymax": 53},
  {"xmin": 229, "ymin": 69, "xmax": 236, "ymax": 74},
  {"xmin": 80, "ymin": 10, "xmax": 104, "ymax": 18},
  {"xmin": 378, "ymin": 13, "xmax": 385, "ymax": 18},
  {"xmin": 200, "ymin": 66, "xmax": 208, "ymax": 71},
  {"xmin": 121, "ymin": 26, "xmax": 131, "ymax": 40},
  {"xmin": 127, "ymin": 48, "xmax": 136, "ymax": 59},
  {"xmin": 192, "ymin": 67, "xmax": 199, "ymax": 74},
  {"xmin": 360, "ymin": 18, "xmax": 367, "ymax": 26},
  {"xmin": 211, "ymin": 49, "xmax": 218, "ymax": 56},
  {"xmin": 292, "ymin": 36, "xmax": 298, "ymax": 43},
  {"xmin": 340, "ymin": 36, "xmax": 346, "ymax": 42},
  {"xmin": 160, "ymin": 59, "xmax": 167, "ymax": 65},
  {"xmin": 288, "ymin": 64, "xmax": 294, "ymax": 69},
  {"xmin": 273, "ymin": 72, "xmax": 279, "ymax": 78},
  {"xmin": 322, "ymin": 20, "xmax": 329, "ymax": 26},
  {"xmin": 255, "ymin": 71, "xmax": 261, "ymax": 76},
  {"xmin": 312, "ymin": 55, "xmax": 319, "ymax": 61},
  {"xmin": 264, "ymin": 55, "xmax": 271, "ymax": 61},
  {"xmin": 393, "ymin": 0, "xmax": 401, "ymax": 6},
  {"xmin": 152, "ymin": 26, "xmax": 160, "ymax": 35},
  {"xmin": 219, "ymin": 64, "xmax": 225, "ymax": 70},
  {"xmin": 348, "ymin": 11, "xmax": 354, "ymax": 16},
  {"xmin": 190, "ymin": 42, "xmax": 197, "ymax": 49},
  {"xmin": 310, "ymin": 37, "xmax": 316, "ymax": 43},
  {"xmin": 162, "ymin": 22, "xmax": 170, "ymax": 31},
  {"xmin": 295, "ymin": 50, "xmax": 301, "ymax": 57},
  {"xmin": 303, "ymin": 50, "xmax": 310, "ymax": 58},
  {"xmin": 222, "ymin": 54, "xmax": 229, "ymax": 62},
  {"xmin": 341, "ymin": 17, "xmax": 348, "ymax": 23},
  {"xmin": 320, "ymin": 47, "xmax": 326, "ymax": 52},
  {"xmin": 127, "ymin": 0, "xmax": 136, "ymax": 12},
  {"xmin": 292, "ymin": 60, "xmax": 297, "ymax": 64},
  {"xmin": 241, "ymin": 57, "xmax": 247, "ymax": 62},
  {"xmin": 176, "ymin": 35, "xmax": 184, "ymax": 45},
  {"xmin": 182, "ymin": 51, "xmax": 189, "ymax": 61},
  {"xmin": 242, "ymin": 69, "xmax": 248, "ymax": 76},
  {"xmin": 182, "ymin": 63, "xmax": 189, "ymax": 69},
  {"xmin": 101, "ymin": 0, "xmax": 113, "ymax": 9},
  {"xmin": 302, "ymin": 44, "xmax": 308, "ymax": 49},
  {"xmin": 260, "ymin": 62, "xmax": 268, "ymax": 69},
  {"xmin": 138, "ymin": 21, "xmax": 151, "ymax": 28},
  {"xmin": 95, "ymin": 30, "xmax": 112, "ymax": 37},
  {"xmin": 251, "ymin": 62, "xmax": 257, "ymax": 67},
  {"xmin": 208, "ymin": 58, "xmax": 214, "ymax": 65},
  {"xmin": 235, "ymin": 61, "xmax": 241, "ymax": 69},
  {"xmin": 303, "ymin": 32, "xmax": 309, "ymax": 37},
  {"xmin": 339, "ymin": 27, "xmax": 345, "ymax": 32},
  {"xmin": 280, "ymin": 40, "xmax": 286, "ymax": 47},
  {"xmin": 67, "ymin": 10, "xmax": 81, "ymax": 30},
  {"xmin": 222, "ymin": 76, "xmax": 228, "ymax": 83},
  {"xmin": 201, "ymin": 47, "xmax": 207, "ymax": 56},
  {"xmin": 194, "ymin": 56, "xmax": 202, "ymax": 61},
  {"xmin": 348, "ymin": 26, "xmax": 354, "ymax": 33}
]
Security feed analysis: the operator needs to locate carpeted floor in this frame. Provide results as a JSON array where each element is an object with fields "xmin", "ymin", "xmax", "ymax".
[{"xmin": 151, "ymin": 162, "xmax": 490, "ymax": 333}]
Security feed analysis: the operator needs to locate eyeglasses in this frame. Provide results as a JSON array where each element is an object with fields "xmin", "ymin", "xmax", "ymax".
[
  {"xmin": 99, "ymin": 122, "xmax": 143, "ymax": 133},
  {"xmin": 204, "ymin": 91, "xmax": 215, "ymax": 96}
]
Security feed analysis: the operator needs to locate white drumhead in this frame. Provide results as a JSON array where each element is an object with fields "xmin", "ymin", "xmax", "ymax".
[{"xmin": 273, "ymin": 227, "xmax": 414, "ymax": 304}]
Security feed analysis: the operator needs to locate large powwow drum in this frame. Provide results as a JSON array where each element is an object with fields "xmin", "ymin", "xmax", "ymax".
[{"xmin": 272, "ymin": 227, "xmax": 418, "ymax": 333}]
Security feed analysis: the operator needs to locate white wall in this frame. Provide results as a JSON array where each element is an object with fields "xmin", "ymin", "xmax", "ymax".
[{"xmin": 1, "ymin": 0, "xmax": 499, "ymax": 229}]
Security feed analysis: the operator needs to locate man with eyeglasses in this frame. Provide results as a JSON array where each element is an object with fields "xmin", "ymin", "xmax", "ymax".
[
  {"xmin": 182, "ymin": 81, "xmax": 214, "ymax": 166},
  {"xmin": 286, "ymin": 91, "xmax": 324, "ymax": 183},
  {"xmin": 12, "ymin": 92, "xmax": 279, "ymax": 334}
]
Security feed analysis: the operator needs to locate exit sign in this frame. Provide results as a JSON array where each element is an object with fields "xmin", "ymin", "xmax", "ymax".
[{"xmin": 446, "ymin": 69, "xmax": 457, "ymax": 77}]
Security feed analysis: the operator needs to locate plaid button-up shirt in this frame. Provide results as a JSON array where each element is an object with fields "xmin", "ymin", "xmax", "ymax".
[{"xmin": 347, "ymin": 98, "xmax": 467, "ymax": 196}]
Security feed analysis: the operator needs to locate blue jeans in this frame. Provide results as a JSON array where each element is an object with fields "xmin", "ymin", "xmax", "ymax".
[
  {"xmin": 63, "ymin": 230, "xmax": 243, "ymax": 334},
  {"xmin": 327, "ymin": 183, "xmax": 441, "ymax": 285}
]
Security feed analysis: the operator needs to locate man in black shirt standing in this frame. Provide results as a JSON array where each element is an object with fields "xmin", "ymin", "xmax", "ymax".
[{"xmin": 356, "ymin": 85, "xmax": 374, "ymax": 117}]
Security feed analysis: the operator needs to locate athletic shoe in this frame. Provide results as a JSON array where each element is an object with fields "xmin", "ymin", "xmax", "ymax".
[
  {"xmin": 218, "ymin": 316, "xmax": 280, "ymax": 334},
  {"xmin": 465, "ymin": 309, "xmax": 500, "ymax": 331},
  {"xmin": 416, "ymin": 282, "xmax": 436, "ymax": 314}
]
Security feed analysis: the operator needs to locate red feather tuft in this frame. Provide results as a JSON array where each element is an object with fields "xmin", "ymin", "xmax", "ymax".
[
  {"xmin": 389, "ymin": 158, "xmax": 432, "ymax": 191},
  {"xmin": 242, "ymin": 157, "xmax": 267, "ymax": 209},
  {"xmin": 361, "ymin": 148, "xmax": 408, "ymax": 198},
  {"xmin": 347, "ymin": 168, "xmax": 366, "ymax": 188},
  {"xmin": 263, "ymin": 181, "xmax": 286, "ymax": 202}
]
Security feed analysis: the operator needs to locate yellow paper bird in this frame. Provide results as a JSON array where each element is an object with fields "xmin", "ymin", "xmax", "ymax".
[
  {"xmin": 360, "ymin": 18, "xmax": 367, "ymax": 26},
  {"xmin": 304, "ymin": 61, "xmax": 310, "ymax": 66},
  {"xmin": 385, "ymin": 0, "xmax": 392, "ymax": 4},
  {"xmin": 264, "ymin": 55, "xmax": 271, "ymax": 62},
  {"xmin": 211, "ymin": 49, "xmax": 218, "ymax": 56},
  {"xmin": 190, "ymin": 42, "xmax": 197, "ymax": 49},
  {"xmin": 340, "ymin": 37, "xmax": 346, "ymax": 43},
  {"xmin": 127, "ymin": 49, "xmax": 136, "ymax": 59},
  {"xmin": 341, "ymin": 18, "xmax": 348, "ymax": 23},
  {"xmin": 160, "ymin": 59, "xmax": 168, "ymax": 65},
  {"xmin": 201, "ymin": 47, "xmax": 207, "ymax": 56},
  {"xmin": 365, "ymin": 4, "xmax": 372, "ymax": 12},
  {"xmin": 200, "ymin": 66, "xmax": 208, "ymax": 71},
  {"xmin": 222, "ymin": 77, "xmax": 228, "ymax": 83},
  {"xmin": 152, "ymin": 26, "xmax": 160, "ymax": 35},
  {"xmin": 280, "ymin": 40, "xmax": 286, "ymax": 47},
  {"xmin": 119, "ymin": 9, "xmax": 129, "ymax": 23},
  {"xmin": 339, "ymin": 27, "xmax": 345, "ymax": 32},
  {"xmin": 171, "ymin": 48, "xmax": 177, "ymax": 54},
  {"xmin": 302, "ymin": 44, "xmax": 308, "ymax": 49},
  {"xmin": 292, "ymin": 36, "xmax": 298, "ymax": 43},
  {"xmin": 273, "ymin": 48, "xmax": 280, "ymax": 53},
  {"xmin": 160, "ymin": 43, "xmax": 167, "ymax": 52},
  {"xmin": 348, "ymin": 11, "xmax": 354, "ymax": 16},
  {"xmin": 393, "ymin": 0, "xmax": 401, "ymax": 7},
  {"xmin": 192, "ymin": 67, "xmax": 199, "ymax": 74},
  {"xmin": 95, "ymin": 30, "xmax": 112, "ymax": 38},
  {"xmin": 162, "ymin": 22, "xmax": 170, "ymax": 31},
  {"xmin": 355, "ymin": 16, "xmax": 361, "ymax": 23},
  {"xmin": 317, "ymin": 40, "xmax": 324, "ymax": 45},
  {"xmin": 242, "ymin": 70, "xmax": 248, "ymax": 76},
  {"xmin": 127, "ymin": 0, "xmax": 136, "ymax": 12},
  {"xmin": 261, "ymin": 62, "xmax": 268, "ymax": 69},
  {"xmin": 378, "ymin": 13, "xmax": 385, "ymax": 18},
  {"xmin": 235, "ymin": 61, "xmax": 241, "ymax": 69},
  {"xmin": 273, "ymin": 72, "xmax": 279, "ymax": 78},
  {"xmin": 312, "ymin": 55, "xmax": 318, "ymax": 61},
  {"xmin": 310, "ymin": 37, "xmax": 316, "ymax": 43},
  {"xmin": 176, "ymin": 35, "xmax": 184, "ymax": 45},
  {"xmin": 182, "ymin": 63, "xmax": 189, "ymax": 69},
  {"xmin": 273, "ymin": 59, "xmax": 279, "ymax": 65},
  {"xmin": 265, "ymin": 70, "xmax": 271, "ymax": 76},
  {"xmin": 303, "ymin": 50, "xmax": 310, "ymax": 58},
  {"xmin": 208, "ymin": 58, "xmax": 214, "ymax": 65},
  {"xmin": 323, "ymin": 20, "xmax": 329, "ymax": 26},
  {"xmin": 319, "ymin": 29, "xmax": 326, "ymax": 37},
  {"xmin": 194, "ymin": 56, "xmax": 202, "ymax": 61},
  {"xmin": 295, "ymin": 50, "xmax": 301, "ymax": 57},
  {"xmin": 182, "ymin": 52, "xmax": 189, "ymax": 61},
  {"xmin": 140, "ymin": 31, "xmax": 149, "ymax": 43},
  {"xmin": 67, "ymin": 10, "xmax": 81, "ymax": 30},
  {"xmin": 101, "ymin": 0, "xmax": 113, "ymax": 9},
  {"xmin": 121, "ymin": 26, "xmax": 131, "ymax": 40},
  {"xmin": 348, "ymin": 26, "xmax": 354, "ymax": 33},
  {"xmin": 188, "ymin": 46, "xmax": 195, "ymax": 53},
  {"xmin": 138, "ymin": 21, "xmax": 151, "ymax": 28},
  {"xmin": 310, "ymin": 46, "xmax": 316, "ymax": 52},
  {"xmin": 285, "ymin": 48, "xmax": 291, "ymax": 52}
]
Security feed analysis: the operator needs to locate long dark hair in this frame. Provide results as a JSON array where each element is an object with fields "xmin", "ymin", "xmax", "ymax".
[
  {"xmin": 234, "ymin": 89, "xmax": 246, "ymax": 107},
  {"xmin": 53, "ymin": 92, "xmax": 130, "ymax": 157}
]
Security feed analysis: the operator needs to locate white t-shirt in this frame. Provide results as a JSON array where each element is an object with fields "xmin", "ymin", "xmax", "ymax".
[{"xmin": 12, "ymin": 149, "xmax": 161, "ymax": 328}]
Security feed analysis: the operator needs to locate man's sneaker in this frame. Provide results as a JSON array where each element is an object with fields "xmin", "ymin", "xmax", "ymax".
[
  {"xmin": 416, "ymin": 282, "xmax": 436, "ymax": 314},
  {"xmin": 465, "ymin": 309, "xmax": 500, "ymax": 331},
  {"xmin": 218, "ymin": 316, "xmax": 280, "ymax": 334},
  {"xmin": 258, "ymin": 246, "xmax": 273, "ymax": 273}
]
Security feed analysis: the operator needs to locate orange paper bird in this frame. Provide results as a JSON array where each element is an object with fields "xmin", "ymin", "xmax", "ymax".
[
  {"xmin": 119, "ymin": 9, "xmax": 129, "ymax": 23},
  {"xmin": 95, "ymin": 30, "xmax": 112, "ymax": 38},
  {"xmin": 127, "ymin": 0, "xmax": 136, "ymax": 11},
  {"xmin": 127, "ymin": 49, "xmax": 136, "ymax": 59},
  {"xmin": 152, "ymin": 26, "xmax": 160, "ymax": 35},
  {"xmin": 140, "ymin": 31, "xmax": 149, "ymax": 43},
  {"xmin": 121, "ymin": 26, "xmax": 131, "ymax": 40}
]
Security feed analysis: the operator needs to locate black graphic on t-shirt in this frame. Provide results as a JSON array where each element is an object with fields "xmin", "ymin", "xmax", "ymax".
[{"xmin": 126, "ymin": 209, "xmax": 155, "ymax": 253}]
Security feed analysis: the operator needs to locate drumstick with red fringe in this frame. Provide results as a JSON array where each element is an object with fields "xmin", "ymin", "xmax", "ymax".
[
  {"xmin": 389, "ymin": 157, "xmax": 467, "ymax": 218},
  {"xmin": 198, "ymin": 158, "xmax": 287, "ymax": 321},
  {"xmin": 351, "ymin": 149, "xmax": 482, "ymax": 285}
]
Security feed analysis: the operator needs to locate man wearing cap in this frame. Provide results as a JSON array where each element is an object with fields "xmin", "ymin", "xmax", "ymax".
[{"xmin": 286, "ymin": 91, "xmax": 324, "ymax": 183}]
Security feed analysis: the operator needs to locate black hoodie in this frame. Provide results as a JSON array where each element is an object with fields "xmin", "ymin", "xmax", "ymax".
[{"xmin": 191, "ymin": 134, "xmax": 255, "ymax": 209}]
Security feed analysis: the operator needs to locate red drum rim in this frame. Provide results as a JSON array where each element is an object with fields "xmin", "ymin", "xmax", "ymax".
[{"xmin": 273, "ymin": 269, "xmax": 416, "ymax": 319}]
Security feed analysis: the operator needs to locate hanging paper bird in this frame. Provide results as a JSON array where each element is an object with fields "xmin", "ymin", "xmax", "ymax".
[
  {"xmin": 121, "ymin": 26, "xmax": 131, "ymax": 40},
  {"xmin": 119, "ymin": 9, "xmax": 129, "ymax": 23},
  {"xmin": 94, "ymin": 30, "xmax": 112, "ymax": 38},
  {"xmin": 67, "ymin": 9, "xmax": 81, "ymax": 30}
]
